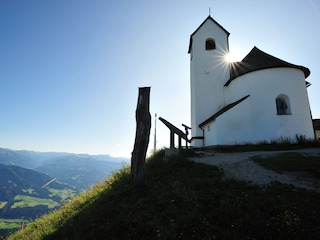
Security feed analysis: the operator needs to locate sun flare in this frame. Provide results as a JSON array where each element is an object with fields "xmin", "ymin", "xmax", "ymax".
[{"xmin": 224, "ymin": 51, "xmax": 241, "ymax": 63}]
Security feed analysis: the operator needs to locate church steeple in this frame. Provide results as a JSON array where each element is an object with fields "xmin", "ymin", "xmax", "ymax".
[
  {"xmin": 188, "ymin": 16, "xmax": 229, "ymax": 54},
  {"xmin": 189, "ymin": 16, "xmax": 230, "ymax": 147}
]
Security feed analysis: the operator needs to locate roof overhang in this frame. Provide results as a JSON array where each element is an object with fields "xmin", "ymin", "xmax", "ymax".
[{"xmin": 199, "ymin": 95, "xmax": 250, "ymax": 128}]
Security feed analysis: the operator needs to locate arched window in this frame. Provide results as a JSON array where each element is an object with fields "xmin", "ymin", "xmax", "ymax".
[
  {"xmin": 205, "ymin": 38, "xmax": 216, "ymax": 50},
  {"xmin": 276, "ymin": 95, "xmax": 291, "ymax": 115}
]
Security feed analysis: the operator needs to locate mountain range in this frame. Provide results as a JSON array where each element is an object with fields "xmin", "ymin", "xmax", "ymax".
[
  {"xmin": 0, "ymin": 147, "xmax": 129, "ymax": 192},
  {"xmin": 0, "ymin": 147, "xmax": 129, "ymax": 236}
]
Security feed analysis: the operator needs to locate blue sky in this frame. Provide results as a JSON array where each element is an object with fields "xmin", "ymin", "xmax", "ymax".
[{"xmin": 0, "ymin": 0, "xmax": 319, "ymax": 157}]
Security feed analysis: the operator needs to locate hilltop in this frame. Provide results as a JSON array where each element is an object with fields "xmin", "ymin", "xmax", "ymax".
[{"xmin": 7, "ymin": 149, "xmax": 320, "ymax": 239}]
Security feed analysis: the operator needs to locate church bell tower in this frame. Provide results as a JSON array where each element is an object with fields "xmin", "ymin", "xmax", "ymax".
[{"xmin": 188, "ymin": 16, "xmax": 230, "ymax": 147}]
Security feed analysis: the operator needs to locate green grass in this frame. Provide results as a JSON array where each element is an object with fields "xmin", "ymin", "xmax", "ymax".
[
  {"xmin": 205, "ymin": 141, "xmax": 320, "ymax": 153},
  {"xmin": 11, "ymin": 195, "xmax": 60, "ymax": 209},
  {"xmin": 251, "ymin": 152, "xmax": 320, "ymax": 179},
  {"xmin": 0, "ymin": 202, "xmax": 7, "ymax": 209},
  {"xmin": 22, "ymin": 188, "xmax": 36, "ymax": 194},
  {"xmin": 8, "ymin": 149, "xmax": 320, "ymax": 240},
  {"xmin": 47, "ymin": 188, "xmax": 76, "ymax": 202},
  {"xmin": 0, "ymin": 219, "xmax": 30, "ymax": 230}
]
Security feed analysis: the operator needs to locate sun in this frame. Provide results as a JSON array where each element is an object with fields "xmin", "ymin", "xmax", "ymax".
[{"xmin": 224, "ymin": 51, "xmax": 241, "ymax": 63}]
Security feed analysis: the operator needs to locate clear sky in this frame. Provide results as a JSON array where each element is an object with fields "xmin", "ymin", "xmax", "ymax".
[{"xmin": 0, "ymin": 0, "xmax": 319, "ymax": 157}]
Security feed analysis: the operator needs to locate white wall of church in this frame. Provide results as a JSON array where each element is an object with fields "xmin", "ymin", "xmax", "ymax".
[
  {"xmin": 205, "ymin": 68, "xmax": 315, "ymax": 145},
  {"xmin": 190, "ymin": 19, "xmax": 230, "ymax": 146},
  {"xmin": 209, "ymin": 98, "xmax": 253, "ymax": 145}
]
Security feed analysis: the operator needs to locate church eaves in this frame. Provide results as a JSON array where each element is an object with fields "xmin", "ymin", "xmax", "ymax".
[
  {"xmin": 199, "ymin": 95, "xmax": 250, "ymax": 128},
  {"xmin": 225, "ymin": 47, "xmax": 310, "ymax": 86}
]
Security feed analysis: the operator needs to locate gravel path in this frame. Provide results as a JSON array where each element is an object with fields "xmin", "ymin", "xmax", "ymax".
[{"xmin": 190, "ymin": 148, "xmax": 320, "ymax": 192}]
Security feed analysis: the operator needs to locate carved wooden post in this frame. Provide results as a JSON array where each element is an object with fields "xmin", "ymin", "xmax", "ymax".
[{"xmin": 131, "ymin": 87, "xmax": 151, "ymax": 187}]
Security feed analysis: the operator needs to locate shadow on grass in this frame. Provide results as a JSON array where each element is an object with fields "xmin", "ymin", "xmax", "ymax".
[
  {"xmin": 9, "ymin": 149, "xmax": 320, "ymax": 240},
  {"xmin": 251, "ymin": 152, "xmax": 320, "ymax": 179}
]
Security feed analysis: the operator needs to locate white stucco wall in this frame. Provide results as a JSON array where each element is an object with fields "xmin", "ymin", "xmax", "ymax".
[
  {"xmin": 202, "ymin": 68, "xmax": 314, "ymax": 146},
  {"xmin": 206, "ymin": 98, "xmax": 252, "ymax": 145},
  {"xmin": 189, "ymin": 19, "xmax": 230, "ymax": 147}
]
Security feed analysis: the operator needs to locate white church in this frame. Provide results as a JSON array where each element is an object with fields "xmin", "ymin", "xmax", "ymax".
[{"xmin": 189, "ymin": 16, "xmax": 315, "ymax": 148}]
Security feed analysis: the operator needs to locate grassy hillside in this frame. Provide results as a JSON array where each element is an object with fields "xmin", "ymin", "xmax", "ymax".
[{"xmin": 7, "ymin": 149, "xmax": 320, "ymax": 240}]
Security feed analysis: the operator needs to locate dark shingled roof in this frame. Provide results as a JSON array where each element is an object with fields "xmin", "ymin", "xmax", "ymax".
[
  {"xmin": 225, "ymin": 47, "xmax": 310, "ymax": 86},
  {"xmin": 188, "ymin": 16, "xmax": 230, "ymax": 54},
  {"xmin": 199, "ymin": 95, "xmax": 250, "ymax": 128}
]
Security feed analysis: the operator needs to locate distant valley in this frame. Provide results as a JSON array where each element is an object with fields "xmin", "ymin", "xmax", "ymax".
[{"xmin": 0, "ymin": 147, "xmax": 129, "ymax": 236}]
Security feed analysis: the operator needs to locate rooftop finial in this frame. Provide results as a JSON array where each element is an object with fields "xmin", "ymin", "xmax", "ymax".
[{"xmin": 209, "ymin": 7, "xmax": 211, "ymax": 16}]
